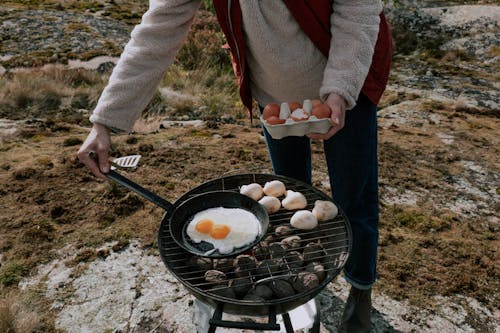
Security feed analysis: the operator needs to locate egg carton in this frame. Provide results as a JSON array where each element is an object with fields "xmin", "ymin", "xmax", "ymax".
[{"xmin": 260, "ymin": 116, "xmax": 332, "ymax": 139}]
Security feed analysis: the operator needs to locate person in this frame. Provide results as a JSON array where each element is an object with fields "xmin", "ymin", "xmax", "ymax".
[{"xmin": 77, "ymin": 1, "xmax": 392, "ymax": 332}]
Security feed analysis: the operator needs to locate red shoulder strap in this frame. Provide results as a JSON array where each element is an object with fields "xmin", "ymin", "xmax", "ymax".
[
  {"xmin": 283, "ymin": 0, "xmax": 393, "ymax": 105},
  {"xmin": 282, "ymin": 0, "xmax": 332, "ymax": 57}
]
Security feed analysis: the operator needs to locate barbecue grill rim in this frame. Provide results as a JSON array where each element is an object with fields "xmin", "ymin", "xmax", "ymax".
[{"xmin": 156, "ymin": 172, "xmax": 353, "ymax": 312}]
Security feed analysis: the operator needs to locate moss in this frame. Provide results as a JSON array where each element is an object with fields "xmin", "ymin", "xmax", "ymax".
[
  {"xmin": 39, "ymin": 91, "xmax": 62, "ymax": 110},
  {"xmin": 486, "ymin": 45, "xmax": 500, "ymax": 57},
  {"xmin": 396, "ymin": 211, "xmax": 427, "ymax": 228},
  {"xmin": 189, "ymin": 129, "xmax": 211, "ymax": 137},
  {"xmin": 176, "ymin": 10, "xmax": 232, "ymax": 72},
  {"xmin": 422, "ymin": 100, "xmax": 446, "ymax": 111},
  {"xmin": 71, "ymin": 94, "xmax": 90, "ymax": 109},
  {"xmin": 65, "ymin": 69, "xmax": 101, "ymax": 87},
  {"xmin": 107, "ymin": 10, "xmax": 142, "ymax": 23},
  {"xmin": 73, "ymin": 248, "xmax": 97, "ymax": 264},
  {"xmin": 0, "ymin": 262, "xmax": 27, "ymax": 287},
  {"xmin": 13, "ymin": 91, "xmax": 34, "ymax": 110},
  {"xmin": 22, "ymin": 220, "xmax": 56, "ymax": 242},
  {"xmin": 227, "ymin": 147, "xmax": 254, "ymax": 161},
  {"xmin": 111, "ymin": 238, "xmax": 130, "ymax": 252},
  {"xmin": 113, "ymin": 194, "xmax": 144, "ymax": 217},
  {"xmin": 62, "ymin": 137, "xmax": 83, "ymax": 147},
  {"xmin": 13, "ymin": 167, "xmax": 37, "ymax": 180},
  {"xmin": 64, "ymin": 22, "xmax": 93, "ymax": 33},
  {"xmin": 35, "ymin": 156, "xmax": 54, "ymax": 168}
]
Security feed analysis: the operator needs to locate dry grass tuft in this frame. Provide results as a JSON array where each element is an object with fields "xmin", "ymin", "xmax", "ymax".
[
  {"xmin": 0, "ymin": 292, "xmax": 42, "ymax": 333},
  {"xmin": 0, "ymin": 67, "xmax": 105, "ymax": 123},
  {"xmin": 160, "ymin": 63, "xmax": 242, "ymax": 121}
]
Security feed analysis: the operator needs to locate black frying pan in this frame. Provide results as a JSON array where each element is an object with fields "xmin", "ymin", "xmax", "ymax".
[{"xmin": 105, "ymin": 170, "xmax": 269, "ymax": 258}]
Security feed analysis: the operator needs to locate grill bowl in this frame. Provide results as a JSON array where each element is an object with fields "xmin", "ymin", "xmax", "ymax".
[{"xmin": 158, "ymin": 173, "xmax": 352, "ymax": 316}]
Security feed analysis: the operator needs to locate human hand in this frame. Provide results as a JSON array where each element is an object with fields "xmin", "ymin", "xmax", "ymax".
[
  {"xmin": 77, "ymin": 123, "xmax": 111, "ymax": 179},
  {"xmin": 307, "ymin": 93, "xmax": 346, "ymax": 140}
]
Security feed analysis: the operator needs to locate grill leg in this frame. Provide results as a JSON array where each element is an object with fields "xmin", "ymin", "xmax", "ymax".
[
  {"xmin": 309, "ymin": 304, "xmax": 321, "ymax": 333},
  {"xmin": 281, "ymin": 313, "xmax": 294, "ymax": 333},
  {"xmin": 208, "ymin": 303, "xmax": 281, "ymax": 331},
  {"xmin": 282, "ymin": 298, "xmax": 321, "ymax": 333},
  {"xmin": 207, "ymin": 303, "xmax": 223, "ymax": 333}
]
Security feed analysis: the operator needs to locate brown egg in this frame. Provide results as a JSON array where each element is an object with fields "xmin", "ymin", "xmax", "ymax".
[
  {"xmin": 262, "ymin": 103, "xmax": 280, "ymax": 120},
  {"xmin": 311, "ymin": 99, "xmax": 322, "ymax": 108},
  {"xmin": 288, "ymin": 102, "xmax": 302, "ymax": 111},
  {"xmin": 312, "ymin": 104, "xmax": 332, "ymax": 119},
  {"xmin": 266, "ymin": 116, "xmax": 286, "ymax": 125}
]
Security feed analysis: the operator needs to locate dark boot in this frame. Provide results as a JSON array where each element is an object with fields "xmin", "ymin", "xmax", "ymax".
[{"xmin": 338, "ymin": 287, "xmax": 372, "ymax": 333}]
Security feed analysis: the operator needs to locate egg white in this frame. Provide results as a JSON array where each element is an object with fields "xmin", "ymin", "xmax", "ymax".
[{"xmin": 186, "ymin": 207, "xmax": 261, "ymax": 254}]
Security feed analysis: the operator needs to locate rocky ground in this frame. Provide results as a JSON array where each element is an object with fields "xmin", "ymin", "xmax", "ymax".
[{"xmin": 0, "ymin": 1, "xmax": 499, "ymax": 332}]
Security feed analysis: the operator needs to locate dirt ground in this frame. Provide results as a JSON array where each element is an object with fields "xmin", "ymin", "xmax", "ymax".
[
  {"xmin": 0, "ymin": 1, "xmax": 499, "ymax": 331},
  {"xmin": 0, "ymin": 96, "xmax": 498, "ymax": 330}
]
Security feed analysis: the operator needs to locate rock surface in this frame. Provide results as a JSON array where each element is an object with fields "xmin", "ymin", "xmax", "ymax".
[
  {"xmin": 4, "ymin": 1, "xmax": 500, "ymax": 332},
  {"xmin": 0, "ymin": 9, "xmax": 131, "ymax": 67},
  {"xmin": 21, "ymin": 240, "xmax": 498, "ymax": 333}
]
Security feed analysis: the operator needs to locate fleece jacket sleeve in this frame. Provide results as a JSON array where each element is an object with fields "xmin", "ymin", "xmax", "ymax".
[
  {"xmin": 319, "ymin": 0, "xmax": 382, "ymax": 110},
  {"xmin": 90, "ymin": 0, "xmax": 201, "ymax": 132}
]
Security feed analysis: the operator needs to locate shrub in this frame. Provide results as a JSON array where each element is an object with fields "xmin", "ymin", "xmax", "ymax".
[
  {"xmin": 176, "ymin": 10, "xmax": 232, "ymax": 73},
  {"xmin": 0, "ymin": 68, "xmax": 105, "ymax": 121},
  {"xmin": 389, "ymin": 8, "xmax": 448, "ymax": 57},
  {"xmin": 0, "ymin": 262, "xmax": 25, "ymax": 287}
]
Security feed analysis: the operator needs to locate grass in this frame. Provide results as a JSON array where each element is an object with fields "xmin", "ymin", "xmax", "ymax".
[
  {"xmin": 64, "ymin": 22, "xmax": 93, "ymax": 33},
  {"xmin": 2, "ymin": 0, "xmax": 148, "ymax": 23},
  {"xmin": 158, "ymin": 65, "xmax": 242, "ymax": 121},
  {"xmin": 0, "ymin": 67, "xmax": 104, "ymax": 122},
  {"xmin": 0, "ymin": 290, "xmax": 52, "ymax": 333},
  {"xmin": 0, "ymin": 8, "xmax": 242, "ymax": 124},
  {"xmin": 0, "ymin": 263, "xmax": 26, "ymax": 288},
  {"xmin": 0, "ymin": 1, "xmax": 498, "ymax": 330},
  {"xmin": 378, "ymin": 202, "xmax": 499, "ymax": 308}
]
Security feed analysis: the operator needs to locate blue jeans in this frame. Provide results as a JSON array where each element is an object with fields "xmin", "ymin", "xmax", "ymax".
[{"xmin": 261, "ymin": 94, "xmax": 379, "ymax": 289}]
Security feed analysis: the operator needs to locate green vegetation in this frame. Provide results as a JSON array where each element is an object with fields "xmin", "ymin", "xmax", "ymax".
[
  {"xmin": 0, "ymin": 1, "xmax": 498, "ymax": 330},
  {"xmin": 0, "ymin": 7, "xmax": 242, "ymax": 123},
  {"xmin": 64, "ymin": 22, "xmax": 93, "ymax": 33},
  {"xmin": 0, "ymin": 262, "xmax": 26, "ymax": 288},
  {"xmin": 3, "ymin": 0, "xmax": 148, "ymax": 23},
  {"xmin": 0, "ymin": 67, "xmax": 104, "ymax": 123}
]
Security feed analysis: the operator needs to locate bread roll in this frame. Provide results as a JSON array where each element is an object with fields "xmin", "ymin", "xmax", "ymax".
[
  {"xmin": 263, "ymin": 180, "xmax": 286, "ymax": 197},
  {"xmin": 290, "ymin": 210, "xmax": 318, "ymax": 230},
  {"xmin": 282, "ymin": 190, "xmax": 307, "ymax": 210},
  {"xmin": 240, "ymin": 183, "xmax": 264, "ymax": 201},
  {"xmin": 312, "ymin": 200, "xmax": 338, "ymax": 221},
  {"xmin": 259, "ymin": 196, "xmax": 281, "ymax": 214}
]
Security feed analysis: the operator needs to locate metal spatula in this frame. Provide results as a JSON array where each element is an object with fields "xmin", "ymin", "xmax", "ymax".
[{"xmin": 110, "ymin": 155, "xmax": 141, "ymax": 170}]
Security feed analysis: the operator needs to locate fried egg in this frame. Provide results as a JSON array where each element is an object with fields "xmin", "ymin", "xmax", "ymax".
[{"xmin": 186, "ymin": 207, "xmax": 261, "ymax": 255}]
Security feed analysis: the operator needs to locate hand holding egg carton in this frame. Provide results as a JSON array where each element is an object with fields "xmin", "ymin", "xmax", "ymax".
[
  {"xmin": 240, "ymin": 180, "xmax": 338, "ymax": 230},
  {"xmin": 260, "ymin": 99, "xmax": 333, "ymax": 139}
]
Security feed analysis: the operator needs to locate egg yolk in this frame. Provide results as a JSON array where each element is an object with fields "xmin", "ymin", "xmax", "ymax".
[
  {"xmin": 210, "ymin": 224, "xmax": 231, "ymax": 239},
  {"xmin": 195, "ymin": 219, "xmax": 214, "ymax": 234}
]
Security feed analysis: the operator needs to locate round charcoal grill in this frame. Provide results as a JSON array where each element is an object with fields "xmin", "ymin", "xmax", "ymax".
[{"xmin": 158, "ymin": 173, "xmax": 352, "ymax": 317}]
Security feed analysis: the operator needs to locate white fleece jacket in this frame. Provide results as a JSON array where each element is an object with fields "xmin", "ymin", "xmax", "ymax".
[{"xmin": 90, "ymin": 0, "xmax": 382, "ymax": 132}]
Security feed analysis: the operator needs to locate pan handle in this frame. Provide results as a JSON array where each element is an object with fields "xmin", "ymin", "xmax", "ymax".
[{"xmin": 105, "ymin": 170, "xmax": 175, "ymax": 213}]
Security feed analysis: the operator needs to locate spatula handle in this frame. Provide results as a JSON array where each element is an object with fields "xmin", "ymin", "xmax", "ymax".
[{"xmin": 105, "ymin": 170, "xmax": 174, "ymax": 213}]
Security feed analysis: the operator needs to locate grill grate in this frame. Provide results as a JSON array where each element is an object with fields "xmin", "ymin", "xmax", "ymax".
[{"xmin": 158, "ymin": 173, "xmax": 351, "ymax": 308}]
